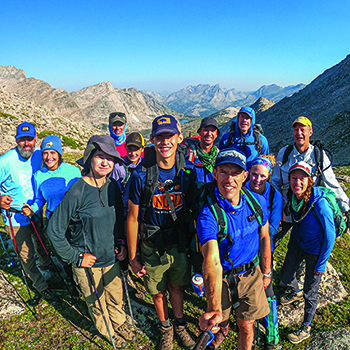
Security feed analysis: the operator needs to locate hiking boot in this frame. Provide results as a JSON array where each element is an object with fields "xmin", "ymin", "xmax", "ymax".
[
  {"xmin": 288, "ymin": 323, "xmax": 311, "ymax": 344},
  {"xmin": 265, "ymin": 343, "xmax": 282, "ymax": 350},
  {"xmin": 115, "ymin": 321, "xmax": 136, "ymax": 342},
  {"xmin": 159, "ymin": 324, "xmax": 174, "ymax": 350},
  {"xmin": 111, "ymin": 334, "xmax": 127, "ymax": 349},
  {"xmin": 40, "ymin": 288, "xmax": 59, "ymax": 302},
  {"xmin": 280, "ymin": 288, "xmax": 303, "ymax": 305},
  {"xmin": 210, "ymin": 323, "xmax": 229, "ymax": 349},
  {"xmin": 174, "ymin": 324, "xmax": 195, "ymax": 349}
]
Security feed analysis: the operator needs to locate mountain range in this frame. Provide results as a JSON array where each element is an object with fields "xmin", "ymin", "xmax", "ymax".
[
  {"xmin": 1, "ymin": 54, "xmax": 350, "ymax": 164},
  {"xmin": 144, "ymin": 83, "xmax": 305, "ymax": 117},
  {"xmin": 0, "ymin": 66, "xmax": 185, "ymax": 133}
]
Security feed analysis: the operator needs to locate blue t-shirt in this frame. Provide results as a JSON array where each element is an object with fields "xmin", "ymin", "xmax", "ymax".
[
  {"xmin": 31, "ymin": 162, "xmax": 81, "ymax": 218},
  {"xmin": 128, "ymin": 161, "xmax": 196, "ymax": 245},
  {"xmin": 197, "ymin": 187, "xmax": 268, "ymax": 271},
  {"xmin": 0, "ymin": 147, "xmax": 42, "ymax": 226}
]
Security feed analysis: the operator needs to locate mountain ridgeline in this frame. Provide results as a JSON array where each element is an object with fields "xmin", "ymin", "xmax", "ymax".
[{"xmin": 144, "ymin": 83, "xmax": 305, "ymax": 117}]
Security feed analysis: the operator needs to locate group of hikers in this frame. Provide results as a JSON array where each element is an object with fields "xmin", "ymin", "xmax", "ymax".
[{"xmin": 0, "ymin": 107, "xmax": 349, "ymax": 350}]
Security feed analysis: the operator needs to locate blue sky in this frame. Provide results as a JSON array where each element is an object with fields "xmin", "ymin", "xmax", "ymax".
[{"xmin": 1, "ymin": 0, "xmax": 349, "ymax": 93}]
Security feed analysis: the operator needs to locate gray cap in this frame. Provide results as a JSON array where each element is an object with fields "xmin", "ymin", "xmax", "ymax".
[
  {"xmin": 77, "ymin": 135, "xmax": 124, "ymax": 167},
  {"xmin": 197, "ymin": 117, "xmax": 220, "ymax": 135}
]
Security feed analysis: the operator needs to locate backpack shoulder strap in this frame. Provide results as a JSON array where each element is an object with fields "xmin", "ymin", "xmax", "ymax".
[
  {"xmin": 253, "ymin": 128, "xmax": 262, "ymax": 154},
  {"xmin": 282, "ymin": 145, "xmax": 294, "ymax": 165},
  {"xmin": 140, "ymin": 163, "xmax": 159, "ymax": 221},
  {"xmin": 226, "ymin": 122, "xmax": 236, "ymax": 148},
  {"xmin": 268, "ymin": 185, "xmax": 276, "ymax": 211},
  {"xmin": 206, "ymin": 185, "xmax": 228, "ymax": 243},
  {"xmin": 242, "ymin": 187, "xmax": 264, "ymax": 227}
]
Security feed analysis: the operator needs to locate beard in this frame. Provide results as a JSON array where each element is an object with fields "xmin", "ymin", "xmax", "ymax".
[{"xmin": 17, "ymin": 145, "xmax": 35, "ymax": 159}]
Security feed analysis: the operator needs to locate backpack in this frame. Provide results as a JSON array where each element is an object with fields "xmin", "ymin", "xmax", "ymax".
[
  {"xmin": 292, "ymin": 186, "xmax": 346, "ymax": 238},
  {"xmin": 189, "ymin": 182, "xmax": 264, "ymax": 272},
  {"xmin": 282, "ymin": 140, "xmax": 333, "ymax": 187},
  {"xmin": 226, "ymin": 122, "xmax": 264, "ymax": 154},
  {"xmin": 183, "ymin": 136, "xmax": 201, "ymax": 164},
  {"xmin": 314, "ymin": 187, "xmax": 346, "ymax": 238}
]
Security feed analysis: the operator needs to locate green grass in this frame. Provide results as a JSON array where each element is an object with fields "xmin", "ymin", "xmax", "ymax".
[
  {"xmin": 0, "ymin": 112, "xmax": 18, "ymax": 120},
  {"xmin": 37, "ymin": 130, "xmax": 83, "ymax": 149},
  {"xmin": 1, "ymin": 171, "xmax": 350, "ymax": 349}
]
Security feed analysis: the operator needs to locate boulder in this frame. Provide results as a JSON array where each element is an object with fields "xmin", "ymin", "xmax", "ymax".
[{"xmin": 278, "ymin": 262, "xmax": 348, "ymax": 327}]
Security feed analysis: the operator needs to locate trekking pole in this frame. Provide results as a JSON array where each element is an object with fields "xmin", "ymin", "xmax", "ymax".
[
  {"xmin": 0, "ymin": 270, "xmax": 39, "ymax": 320},
  {"xmin": 86, "ymin": 268, "xmax": 117, "ymax": 350},
  {"xmin": 6, "ymin": 209, "xmax": 39, "ymax": 320},
  {"xmin": 121, "ymin": 270, "xmax": 135, "ymax": 330},
  {"xmin": 22, "ymin": 206, "xmax": 77, "ymax": 301},
  {"xmin": 0, "ymin": 229, "xmax": 14, "ymax": 267},
  {"xmin": 193, "ymin": 329, "xmax": 215, "ymax": 350}
]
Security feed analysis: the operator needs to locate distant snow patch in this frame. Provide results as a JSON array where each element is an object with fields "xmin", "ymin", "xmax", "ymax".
[{"xmin": 132, "ymin": 114, "xmax": 139, "ymax": 122}]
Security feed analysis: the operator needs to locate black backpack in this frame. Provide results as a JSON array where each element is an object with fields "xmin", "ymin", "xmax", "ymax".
[
  {"xmin": 226, "ymin": 122, "xmax": 264, "ymax": 154},
  {"xmin": 282, "ymin": 140, "xmax": 333, "ymax": 187}
]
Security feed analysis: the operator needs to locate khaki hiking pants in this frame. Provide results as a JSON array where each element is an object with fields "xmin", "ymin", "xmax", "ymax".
[
  {"xmin": 5, "ymin": 223, "xmax": 51, "ymax": 292},
  {"xmin": 72, "ymin": 262, "xmax": 125, "ymax": 339}
]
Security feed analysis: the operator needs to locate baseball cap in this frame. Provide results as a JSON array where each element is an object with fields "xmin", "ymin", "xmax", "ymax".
[
  {"xmin": 41, "ymin": 135, "xmax": 62, "ymax": 156},
  {"xmin": 292, "ymin": 116, "xmax": 312, "ymax": 129},
  {"xmin": 197, "ymin": 117, "xmax": 220, "ymax": 135},
  {"xmin": 77, "ymin": 135, "xmax": 124, "ymax": 167},
  {"xmin": 109, "ymin": 112, "xmax": 127, "ymax": 125},
  {"xmin": 152, "ymin": 115, "xmax": 180, "ymax": 138},
  {"xmin": 288, "ymin": 161, "xmax": 312, "ymax": 176},
  {"xmin": 16, "ymin": 122, "xmax": 36, "ymax": 139},
  {"xmin": 126, "ymin": 132, "xmax": 145, "ymax": 148},
  {"xmin": 238, "ymin": 106, "xmax": 255, "ymax": 119},
  {"xmin": 214, "ymin": 149, "xmax": 247, "ymax": 171}
]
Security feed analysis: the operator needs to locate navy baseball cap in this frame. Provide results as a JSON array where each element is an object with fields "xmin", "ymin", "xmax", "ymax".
[
  {"xmin": 152, "ymin": 115, "xmax": 180, "ymax": 138},
  {"xmin": 197, "ymin": 117, "xmax": 220, "ymax": 135},
  {"xmin": 214, "ymin": 149, "xmax": 247, "ymax": 170},
  {"xmin": 16, "ymin": 122, "xmax": 36, "ymax": 139}
]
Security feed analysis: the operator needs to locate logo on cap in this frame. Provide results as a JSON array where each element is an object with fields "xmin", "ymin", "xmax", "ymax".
[
  {"xmin": 157, "ymin": 117, "xmax": 171, "ymax": 125},
  {"xmin": 22, "ymin": 126, "xmax": 30, "ymax": 132},
  {"xmin": 218, "ymin": 150, "xmax": 246, "ymax": 162},
  {"xmin": 46, "ymin": 142, "xmax": 53, "ymax": 147}
]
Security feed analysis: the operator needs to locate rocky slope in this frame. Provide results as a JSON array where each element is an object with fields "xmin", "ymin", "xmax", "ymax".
[
  {"xmin": 0, "ymin": 66, "xmax": 186, "ymax": 133},
  {"xmin": 256, "ymin": 54, "xmax": 350, "ymax": 164},
  {"xmin": 145, "ymin": 83, "xmax": 305, "ymax": 117},
  {"xmin": 0, "ymin": 86, "xmax": 99, "ymax": 155}
]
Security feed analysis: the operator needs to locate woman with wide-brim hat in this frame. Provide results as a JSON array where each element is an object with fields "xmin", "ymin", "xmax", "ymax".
[
  {"xmin": 46, "ymin": 135, "xmax": 135, "ymax": 348},
  {"xmin": 280, "ymin": 161, "xmax": 336, "ymax": 345}
]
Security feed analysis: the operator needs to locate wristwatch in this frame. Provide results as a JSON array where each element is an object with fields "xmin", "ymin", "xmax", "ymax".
[{"xmin": 263, "ymin": 271, "xmax": 272, "ymax": 278}]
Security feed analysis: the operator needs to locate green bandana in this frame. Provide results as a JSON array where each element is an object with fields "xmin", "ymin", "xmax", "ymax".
[
  {"xmin": 196, "ymin": 144, "xmax": 219, "ymax": 173},
  {"xmin": 291, "ymin": 193, "xmax": 304, "ymax": 212}
]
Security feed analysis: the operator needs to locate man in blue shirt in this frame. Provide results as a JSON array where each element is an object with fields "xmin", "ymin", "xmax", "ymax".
[
  {"xmin": 0, "ymin": 122, "xmax": 57, "ymax": 302},
  {"xmin": 219, "ymin": 107, "xmax": 269, "ymax": 171},
  {"xmin": 197, "ymin": 149, "xmax": 271, "ymax": 350}
]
